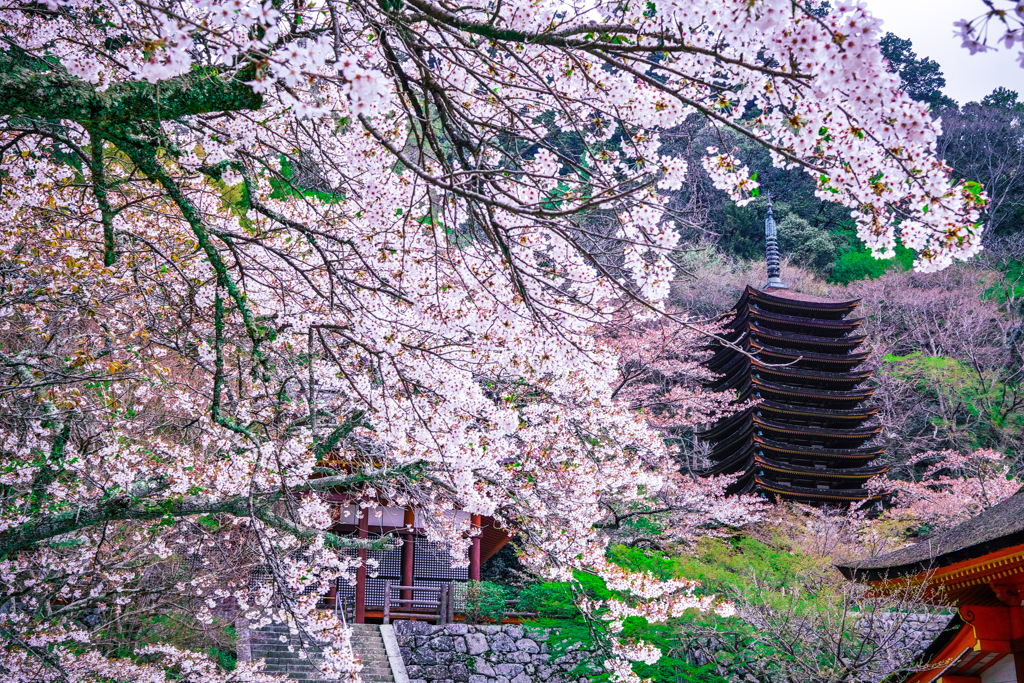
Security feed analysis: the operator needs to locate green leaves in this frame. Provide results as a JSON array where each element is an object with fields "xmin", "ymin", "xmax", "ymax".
[{"xmin": 963, "ymin": 180, "xmax": 984, "ymax": 197}]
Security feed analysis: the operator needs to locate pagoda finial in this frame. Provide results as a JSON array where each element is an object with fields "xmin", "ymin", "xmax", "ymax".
[{"xmin": 764, "ymin": 191, "xmax": 787, "ymax": 289}]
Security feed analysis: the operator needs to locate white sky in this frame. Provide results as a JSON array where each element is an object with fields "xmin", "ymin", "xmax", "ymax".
[{"xmin": 862, "ymin": 0, "xmax": 1024, "ymax": 104}]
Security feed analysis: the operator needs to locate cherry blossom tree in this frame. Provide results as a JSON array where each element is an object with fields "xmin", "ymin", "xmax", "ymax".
[
  {"xmin": 866, "ymin": 449, "xmax": 1021, "ymax": 532},
  {"xmin": 0, "ymin": 0, "xmax": 989, "ymax": 681},
  {"xmin": 601, "ymin": 315, "xmax": 763, "ymax": 546}
]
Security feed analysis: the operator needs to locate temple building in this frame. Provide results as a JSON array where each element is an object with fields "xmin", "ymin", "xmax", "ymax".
[
  {"xmin": 839, "ymin": 488, "xmax": 1024, "ymax": 683},
  {"xmin": 323, "ymin": 504, "xmax": 510, "ymax": 624},
  {"xmin": 696, "ymin": 199, "xmax": 887, "ymax": 503}
]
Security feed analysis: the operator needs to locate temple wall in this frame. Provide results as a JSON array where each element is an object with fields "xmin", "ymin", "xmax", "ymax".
[{"xmin": 393, "ymin": 622, "xmax": 587, "ymax": 683}]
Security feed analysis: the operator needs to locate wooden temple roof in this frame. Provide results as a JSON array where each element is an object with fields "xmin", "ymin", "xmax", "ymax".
[
  {"xmin": 754, "ymin": 434, "xmax": 885, "ymax": 461},
  {"xmin": 747, "ymin": 475, "xmax": 881, "ymax": 501},
  {"xmin": 756, "ymin": 400, "xmax": 878, "ymax": 423},
  {"xmin": 751, "ymin": 360, "xmax": 874, "ymax": 386},
  {"xmin": 753, "ymin": 455, "xmax": 888, "ymax": 480},
  {"xmin": 838, "ymin": 487, "xmax": 1024, "ymax": 582},
  {"xmin": 736, "ymin": 285, "xmax": 861, "ymax": 318},
  {"xmin": 746, "ymin": 307, "xmax": 864, "ymax": 333},
  {"xmin": 749, "ymin": 323, "xmax": 867, "ymax": 349},
  {"xmin": 750, "ymin": 342, "xmax": 871, "ymax": 368},
  {"xmin": 751, "ymin": 376, "xmax": 876, "ymax": 403},
  {"xmin": 697, "ymin": 409, "xmax": 750, "ymax": 440},
  {"xmin": 752, "ymin": 415, "xmax": 882, "ymax": 442},
  {"xmin": 839, "ymin": 492, "xmax": 1024, "ymax": 683}
]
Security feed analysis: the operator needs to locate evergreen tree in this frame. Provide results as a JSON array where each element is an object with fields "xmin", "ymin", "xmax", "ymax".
[{"xmin": 879, "ymin": 33, "xmax": 957, "ymax": 109}]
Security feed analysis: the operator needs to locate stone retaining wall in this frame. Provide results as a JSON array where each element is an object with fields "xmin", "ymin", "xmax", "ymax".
[{"xmin": 392, "ymin": 622, "xmax": 586, "ymax": 683}]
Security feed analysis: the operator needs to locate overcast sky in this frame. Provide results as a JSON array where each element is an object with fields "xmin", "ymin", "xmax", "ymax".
[{"xmin": 863, "ymin": 0, "xmax": 1024, "ymax": 104}]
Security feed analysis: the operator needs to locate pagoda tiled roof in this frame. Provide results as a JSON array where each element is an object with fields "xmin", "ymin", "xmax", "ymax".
[
  {"xmin": 753, "ymin": 455, "xmax": 888, "ymax": 480},
  {"xmin": 704, "ymin": 448, "xmax": 754, "ymax": 477},
  {"xmin": 750, "ymin": 359, "xmax": 873, "ymax": 385},
  {"xmin": 752, "ymin": 415, "xmax": 881, "ymax": 441},
  {"xmin": 751, "ymin": 376, "xmax": 875, "ymax": 402},
  {"xmin": 750, "ymin": 342, "xmax": 870, "ymax": 367},
  {"xmin": 751, "ymin": 476, "xmax": 882, "ymax": 502},
  {"xmin": 746, "ymin": 307, "xmax": 864, "ymax": 331},
  {"xmin": 756, "ymin": 400, "xmax": 878, "ymax": 422},
  {"xmin": 737, "ymin": 285, "xmax": 860, "ymax": 317},
  {"xmin": 753, "ymin": 434, "xmax": 885, "ymax": 460},
  {"xmin": 708, "ymin": 351, "xmax": 749, "ymax": 382},
  {"xmin": 697, "ymin": 409, "xmax": 750, "ymax": 440},
  {"xmin": 749, "ymin": 322, "xmax": 866, "ymax": 349}
]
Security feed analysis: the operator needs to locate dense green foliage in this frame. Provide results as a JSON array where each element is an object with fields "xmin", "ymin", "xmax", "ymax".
[
  {"xmin": 519, "ymin": 539, "xmax": 833, "ymax": 683},
  {"xmin": 829, "ymin": 240, "xmax": 915, "ymax": 284},
  {"xmin": 460, "ymin": 581, "xmax": 512, "ymax": 625},
  {"xmin": 878, "ymin": 33, "xmax": 956, "ymax": 109}
]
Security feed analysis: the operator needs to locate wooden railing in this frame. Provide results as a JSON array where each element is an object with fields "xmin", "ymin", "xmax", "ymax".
[
  {"xmin": 325, "ymin": 582, "xmax": 537, "ymax": 624},
  {"xmin": 381, "ymin": 581, "xmax": 456, "ymax": 624}
]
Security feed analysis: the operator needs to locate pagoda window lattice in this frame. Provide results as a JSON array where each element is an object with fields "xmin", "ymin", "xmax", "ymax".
[{"xmin": 697, "ymin": 286, "xmax": 887, "ymax": 504}]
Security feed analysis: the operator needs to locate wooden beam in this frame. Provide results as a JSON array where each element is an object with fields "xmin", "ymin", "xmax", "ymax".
[
  {"xmin": 401, "ymin": 507, "xmax": 415, "ymax": 607},
  {"xmin": 469, "ymin": 514, "xmax": 482, "ymax": 581},
  {"xmin": 937, "ymin": 676, "xmax": 981, "ymax": 683},
  {"xmin": 355, "ymin": 507, "xmax": 368, "ymax": 624}
]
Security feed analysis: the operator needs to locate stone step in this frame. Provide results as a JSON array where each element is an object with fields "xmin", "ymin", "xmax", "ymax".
[
  {"xmin": 250, "ymin": 620, "xmax": 399, "ymax": 683},
  {"xmin": 255, "ymin": 643, "xmax": 384, "ymax": 653}
]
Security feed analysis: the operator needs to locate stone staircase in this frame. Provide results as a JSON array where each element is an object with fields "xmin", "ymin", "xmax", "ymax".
[
  {"xmin": 351, "ymin": 624, "xmax": 397, "ymax": 683},
  {"xmin": 249, "ymin": 622, "xmax": 397, "ymax": 682}
]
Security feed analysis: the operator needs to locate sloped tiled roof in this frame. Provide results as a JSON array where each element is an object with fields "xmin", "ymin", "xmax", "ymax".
[{"xmin": 838, "ymin": 486, "xmax": 1024, "ymax": 581}]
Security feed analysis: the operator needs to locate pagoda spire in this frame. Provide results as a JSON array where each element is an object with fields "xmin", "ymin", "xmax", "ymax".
[{"xmin": 764, "ymin": 192, "xmax": 787, "ymax": 289}]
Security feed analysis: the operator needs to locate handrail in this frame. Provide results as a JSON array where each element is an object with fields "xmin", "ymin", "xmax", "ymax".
[{"xmin": 383, "ymin": 581, "xmax": 449, "ymax": 624}]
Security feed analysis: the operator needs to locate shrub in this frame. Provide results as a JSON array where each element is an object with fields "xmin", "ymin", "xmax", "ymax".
[
  {"xmin": 829, "ymin": 241, "xmax": 914, "ymax": 284},
  {"xmin": 460, "ymin": 581, "xmax": 511, "ymax": 624}
]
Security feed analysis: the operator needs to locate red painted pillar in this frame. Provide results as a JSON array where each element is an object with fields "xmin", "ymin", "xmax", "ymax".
[
  {"xmin": 401, "ymin": 508, "xmax": 415, "ymax": 607},
  {"xmin": 355, "ymin": 507, "xmax": 369, "ymax": 623},
  {"xmin": 469, "ymin": 514, "xmax": 482, "ymax": 581}
]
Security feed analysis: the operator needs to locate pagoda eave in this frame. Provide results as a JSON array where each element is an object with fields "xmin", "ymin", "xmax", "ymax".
[
  {"xmin": 754, "ymin": 455, "xmax": 889, "ymax": 480},
  {"xmin": 756, "ymin": 400, "xmax": 878, "ymax": 422},
  {"xmin": 752, "ymin": 415, "xmax": 882, "ymax": 440},
  {"xmin": 753, "ymin": 477, "xmax": 881, "ymax": 502},
  {"xmin": 754, "ymin": 436, "xmax": 885, "ymax": 460},
  {"xmin": 750, "ymin": 323, "xmax": 866, "ymax": 349}
]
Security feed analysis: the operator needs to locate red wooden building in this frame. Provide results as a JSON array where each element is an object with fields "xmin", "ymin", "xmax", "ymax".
[
  {"xmin": 839, "ymin": 488, "xmax": 1024, "ymax": 683},
  {"xmin": 326, "ymin": 504, "xmax": 510, "ymax": 623}
]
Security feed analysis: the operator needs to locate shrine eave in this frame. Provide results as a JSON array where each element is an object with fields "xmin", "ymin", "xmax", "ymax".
[{"xmin": 838, "ymin": 487, "xmax": 1024, "ymax": 581}]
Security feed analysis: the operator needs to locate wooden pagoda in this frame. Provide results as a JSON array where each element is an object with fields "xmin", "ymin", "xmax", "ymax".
[{"xmin": 696, "ymin": 285, "xmax": 887, "ymax": 503}]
